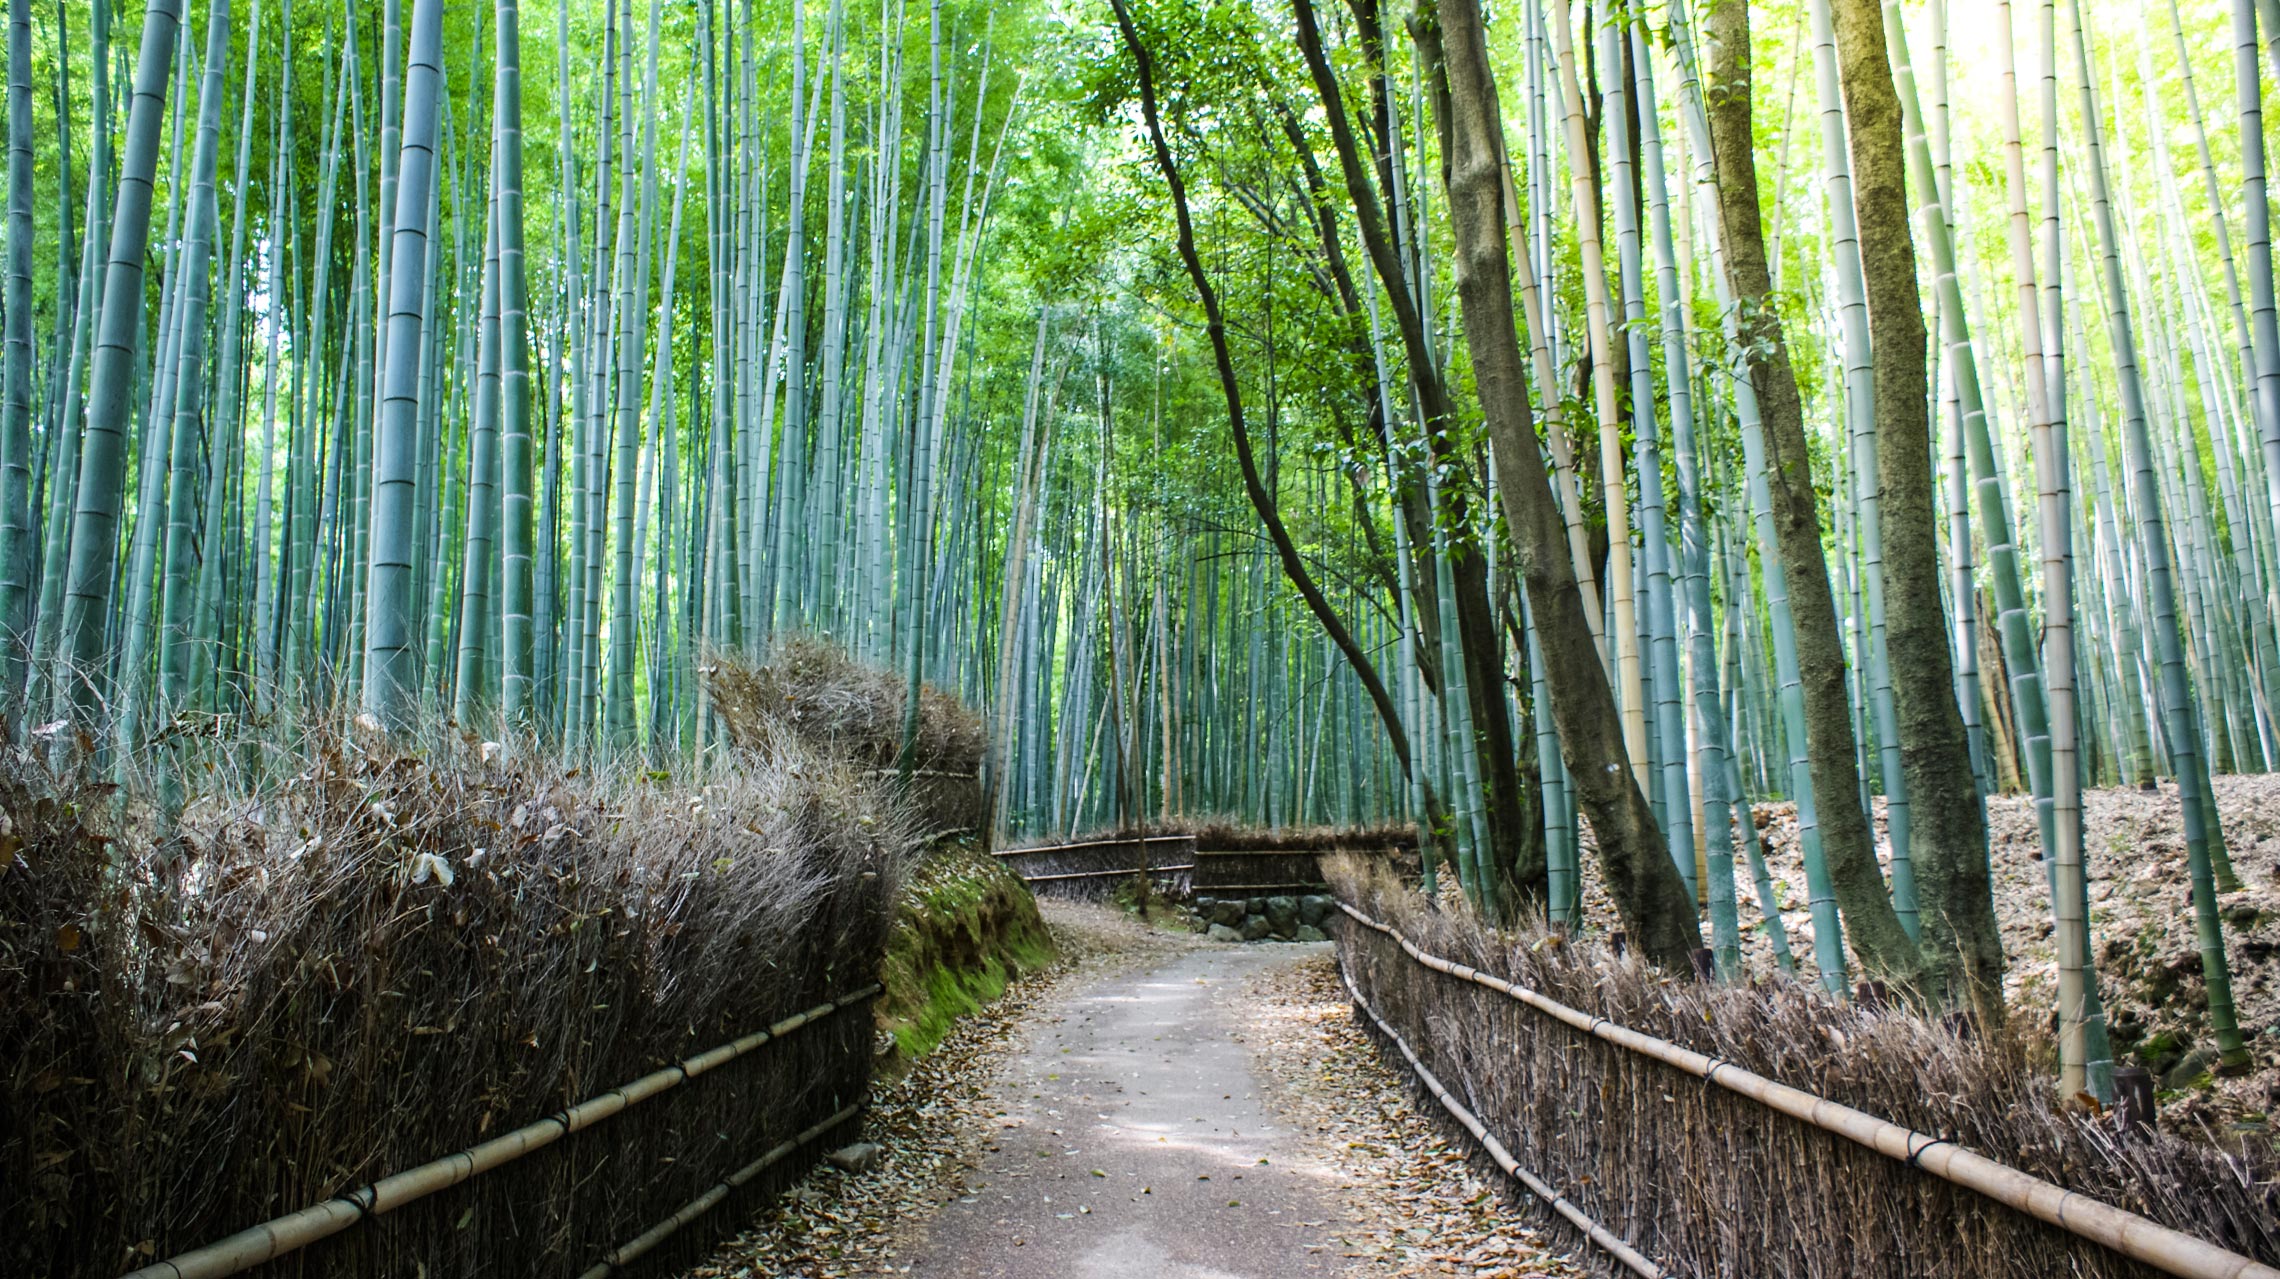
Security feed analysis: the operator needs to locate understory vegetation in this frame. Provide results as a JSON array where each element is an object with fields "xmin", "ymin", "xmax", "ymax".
[{"xmin": 876, "ymin": 841, "xmax": 1055, "ymax": 1062}]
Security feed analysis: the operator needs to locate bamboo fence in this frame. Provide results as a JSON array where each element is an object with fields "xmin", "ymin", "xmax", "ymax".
[
  {"xmin": 1333, "ymin": 878, "xmax": 2280, "ymax": 1279},
  {"xmin": 118, "ymin": 985, "xmax": 882, "ymax": 1279}
]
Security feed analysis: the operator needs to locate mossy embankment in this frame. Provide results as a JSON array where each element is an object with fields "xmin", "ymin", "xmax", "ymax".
[
  {"xmin": 706, "ymin": 637, "xmax": 1047, "ymax": 1065},
  {"xmin": 876, "ymin": 841, "xmax": 1056, "ymax": 1063}
]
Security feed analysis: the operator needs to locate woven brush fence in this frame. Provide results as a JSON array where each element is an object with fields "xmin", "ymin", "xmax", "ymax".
[
  {"xmin": 704, "ymin": 636, "xmax": 984, "ymax": 839},
  {"xmin": 1326, "ymin": 856, "xmax": 2280, "ymax": 1279},
  {"xmin": 1053, "ymin": 820, "xmax": 1416, "ymax": 894},
  {"xmin": 1067, "ymin": 818, "xmax": 1416, "ymax": 854},
  {"xmin": 3, "ymin": 727, "xmax": 911, "ymax": 1279},
  {"xmin": 1191, "ymin": 849, "xmax": 1333, "ymax": 895},
  {"xmin": 993, "ymin": 836, "xmax": 1196, "ymax": 900}
]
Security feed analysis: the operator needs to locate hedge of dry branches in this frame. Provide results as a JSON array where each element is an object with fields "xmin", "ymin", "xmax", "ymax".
[
  {"xmin": 705, "ymin": 637, "xmax": 986, "ymax": 837},
  {"xmin": 705, "ymin": 635, "xmax": 985, "ymax": 775},
  {"xmin": 1326, "ymin": 855, "xmax": 2280, "ymax": 1279},
  {"xmin": 3, "ymin": 724, "xmax": 912, "ymax": 1279}
]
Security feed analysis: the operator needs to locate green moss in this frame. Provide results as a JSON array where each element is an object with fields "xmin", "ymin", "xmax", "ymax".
[{"xmin": 875, "ymin": 844, "xmax": 1056, "ymax": 1063}]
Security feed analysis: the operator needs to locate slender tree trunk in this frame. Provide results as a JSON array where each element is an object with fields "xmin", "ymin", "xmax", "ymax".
[
  {"xmin": 1703, "ymin": 0, "xmax": 1918, "ymax": 983},
  {"xmin": 1431, "ymin": 0, "xmax": 1700, "ymax": 969},
  {"xmin": 1827, "ymin": 0, "xmax": 2004, "ymax": 1011}
]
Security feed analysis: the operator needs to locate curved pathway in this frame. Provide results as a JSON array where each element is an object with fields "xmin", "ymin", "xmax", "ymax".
[{"xmin": 901, "ymin": 942, "xmax": 1350, "ymax": 1279}]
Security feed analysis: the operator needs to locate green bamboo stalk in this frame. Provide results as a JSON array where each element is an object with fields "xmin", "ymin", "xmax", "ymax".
[
  {"xmin": 2069, "ymin": 0, "xmax": 2250, "ymax": 1076},
  {"xmin": 363, "ymin": 0, "xmax": 447, "ymax": 729}
]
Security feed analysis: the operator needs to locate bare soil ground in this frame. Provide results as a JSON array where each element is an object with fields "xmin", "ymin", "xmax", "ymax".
[
  {"xmin": 1662, "ymin": 774, "xmax": 2280, "ymax": 1136},
  {"xmin": 691, "ymin": 901, "xmax": 1182, "ymax": 1278}
]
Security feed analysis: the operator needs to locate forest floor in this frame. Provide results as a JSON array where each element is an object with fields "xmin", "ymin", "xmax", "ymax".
[
  {"xmin": 688, "ymin": 901, "xmax": 1582, "ymax": 1278},
  {"xmin": 1718, "ymin": 774, "xmax": 2280, "ymax": 1135}
]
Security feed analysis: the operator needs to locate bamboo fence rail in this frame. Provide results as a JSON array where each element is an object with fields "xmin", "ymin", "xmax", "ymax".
[
  {"xmin": 117, "ymin": 983, "xmax": 883, "ymax": 1279},
  {"xmin": 1338, "ymin": 962, "xmax": 1670, "ymax": 1278},
  {"xmin": 572, "ymin": 1101, "xmax": 865, "ymax": 1279},
  {"xmin": 1335, "ymin": 900, "xmax": 2279, "ymax": 1279}
]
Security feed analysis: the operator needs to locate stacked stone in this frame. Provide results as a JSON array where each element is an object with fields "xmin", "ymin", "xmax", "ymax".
[{"xmin": 1192, "ymin": 893, "xmax": 1335, "ymax": 944}]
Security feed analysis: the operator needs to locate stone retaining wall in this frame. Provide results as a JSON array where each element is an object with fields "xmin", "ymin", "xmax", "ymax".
[{"xmin": 1192, "ymin": 892, "xmax": 1337, "ymax": 943}]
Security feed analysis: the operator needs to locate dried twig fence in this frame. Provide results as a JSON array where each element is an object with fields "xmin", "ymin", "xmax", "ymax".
[
  {"xmin": 993, "ymin": 835, "xmax": 1198, "ymax": 899},
  {"xmin": 998, "ymin": 832, "xmax": 1414, "ymax": 901},
  {"xmin": 1189, "ymin": 847, "xmax": 1335, "ymax": 896},
  {"xmin": 3, "ymin": 726, "xmax": 913, "ymax": 1279},
  {"xmin": 1339, "ymin": 962, "xmax": 1670, "ymax": 1278},
  {"xmin": 1328, "ymin": 857, "xmax": 2280, "ymax": 1279},
  {"xmin": 117, "ymin": 986, "xmax": 881, "ymax": 1279}
]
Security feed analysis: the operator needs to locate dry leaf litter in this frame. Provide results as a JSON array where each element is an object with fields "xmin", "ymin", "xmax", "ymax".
[
  {"xmin": 688, "ymin": 900, "xmax": 1185, "ymax": 1277},
  {"xmin": 1577, "ymin": 773, "xmax": 2280, "ymax": 1137},
  {"xmin": 1237, "ymin": 953, "xmax": 1586, "ymax": 1278}
]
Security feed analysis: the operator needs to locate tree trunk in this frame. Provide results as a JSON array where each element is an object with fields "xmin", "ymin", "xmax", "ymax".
[
  {"xmin": 1292, "ymin": 0, "xmax": 1526, "ymax": 911},
  {"xmin": 1431, "ymin": 0, "xmax": 1699, "ymax": 970},
  {"xmin": 1826, "ymin": 0, "xmax": 2004, "ymax": 1012},
  {"xmin": 1107, "ymin": 0, "xmax": 1416, "ymax": 794},
  {"xmin": 1702, "ymin": 0, "xmax": 1918, "ymax": 982}
]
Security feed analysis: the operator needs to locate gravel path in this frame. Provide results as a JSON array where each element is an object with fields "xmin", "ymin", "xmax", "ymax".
[{"xmin": 692, "ymin": 904, "xmax": 1580, "ymax": 1278}]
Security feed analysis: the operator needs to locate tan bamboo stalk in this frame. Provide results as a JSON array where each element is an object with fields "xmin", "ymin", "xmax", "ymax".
[
  {"xmin": 1339, "ymin": 965, "xmax": 1669, "ymax": 1279},
  {"xmin": 117, "ymin": 985, "xmax": 882, "ymax": 1279},
  {"xmin": 1545, "ymin": 0, "xmax": 1645, "ymax": 780},
  {"xmin": 1495, "ymin": 153, "xmax": 1605, "ymax": 663},
  {"xmin": 1335, "ymin": 900, "xmax": 2277, "ymax": 1279},
  {"xmin": 1994, "ymin": 0, "xmax": 2091, "ymax": 1100}
]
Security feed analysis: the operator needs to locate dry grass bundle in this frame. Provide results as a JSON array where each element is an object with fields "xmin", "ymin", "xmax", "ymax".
[
  {"xmin": 3, "ymin": 722, "xmax": 914, "ymax": 1279},
  {"xmin": 704, "ymin": 635, "xmax": 985, "ymax": 776},
  {"xmin": 1326, "ymin": 855, "xmax": 2280, "ymax": 1279}
]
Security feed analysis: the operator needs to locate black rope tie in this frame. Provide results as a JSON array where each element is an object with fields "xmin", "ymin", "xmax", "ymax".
[{"xmin": 1907, "ymin": 1137, "xmax": 1953, "ymax": 1168}]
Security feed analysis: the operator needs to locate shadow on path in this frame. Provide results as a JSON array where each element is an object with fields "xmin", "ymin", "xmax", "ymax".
[{"xmin": 903, "ymin": 942, "xmax": 1349, "ymax": 1279}]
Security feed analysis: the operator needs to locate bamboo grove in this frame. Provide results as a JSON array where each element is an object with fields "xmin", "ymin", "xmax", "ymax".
[
  {"xmin": 1088, "ymin": 0, "xmax": 2280, "ymax": 1105},
  {"xmin": 8, "ymin": 0, "xmax": 2280, "ymax": 1100}
]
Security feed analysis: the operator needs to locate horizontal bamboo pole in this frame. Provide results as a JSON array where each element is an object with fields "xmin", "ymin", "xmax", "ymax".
[
  {"xmin": 859, "ymin": 768, "xmax": 980, "ymax": 780},
  {"xmin": 119, "ymin": 982, "xmax": 885, "ymax": 1279},
  {"xmin": 1192, "ymin": 846, "xmax": 1400, "ymax": 857},
  {"xmin": 1338, "ymin": 961, "xmax": 1669, "ymax": 1277},
  {"xmin": 994, "ymin": 834, "xmax": 1197, "ymax": 858},
  {"xmin": 573, "ymin": 1101, "xmax": 864, "ymax": 1279},
  {"xmin": 1013, "ymin": 863, "xmax": 1197, "ymax": 883},
  {"xmin": 1335, "ymin": 901, "xmax": 2280, "ymax": 1279},
  {"xmin": 1190, "ymin": 881, "xmax": 1334, "ymax": 893}
]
